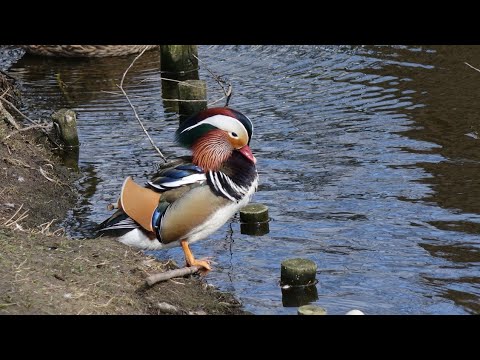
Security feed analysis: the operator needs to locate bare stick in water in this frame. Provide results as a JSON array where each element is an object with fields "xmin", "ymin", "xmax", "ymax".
[
  {"xmin": 118, "ymin": 46, "xmax": 167, "ymax": 162},
  {"xmin": 146, "ymin": 266, "xmax": 200, "ymax": 286},
  {"xmin": 192, "ymin": 53, "xmax": 233, "ymax": 106}
]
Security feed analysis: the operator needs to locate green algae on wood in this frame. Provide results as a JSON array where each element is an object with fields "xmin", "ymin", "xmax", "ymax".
[
  {"xmin": 52, "ymin": 108, "xmax": 79, "ymax": 147},
  {"xmin": 240, "ymin": 203, "xmax": 269, "ymax": 223},
  {"xmin": 280, "ymin": 258, "xmax": 317, "ymax": 286},
  {"xmin": 178, "ymin": 80, "xmax": 207, "ymax": 123},
  {"xmin": 298, "ymin": 305, "xmax": 327, "ymax": 315}
]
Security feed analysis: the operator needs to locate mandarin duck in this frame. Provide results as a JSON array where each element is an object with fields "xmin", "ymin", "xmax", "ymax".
[{"xmin": 97, "ymin": 107, "xmax": 258, "ymax": 272}]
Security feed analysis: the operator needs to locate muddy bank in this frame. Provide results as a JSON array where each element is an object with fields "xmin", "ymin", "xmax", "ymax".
[
  {"xmin": 0, "ymin": 228, "xmax": 243, "ymax": 314},
  {"xmin": 0, "ymin": 72, "xmax": 246, "ymax": 315}
]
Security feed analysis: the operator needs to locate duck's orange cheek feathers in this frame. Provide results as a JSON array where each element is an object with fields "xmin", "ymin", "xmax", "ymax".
[{"xmin": 230, "ymin": 136, "xmax": 246, "ymax": 149}]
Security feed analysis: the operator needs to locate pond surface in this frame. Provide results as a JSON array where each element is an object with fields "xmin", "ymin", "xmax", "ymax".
[{"xmin": 6, "ymin": 45, "xmax": 480, "ymax": 314}]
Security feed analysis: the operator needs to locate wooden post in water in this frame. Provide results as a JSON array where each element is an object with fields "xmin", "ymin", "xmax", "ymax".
[
  {"xmin": 51, "ymin": 108, "xmax": 79, "ymax": 170},
  {"xmin": 240, "ymin": 221, "xmax": 270, "ymax": 236},
  {"xmin": 239, "ymin": 203, "xmax": 270, "ymax": 235},
  {"xmin": 160, "ymin": 45, "xmax": 205, "ymax": 120},
  {"xmin": 52, "ymin": 108, "xmax": 79, "ymax": 148},
  {"xmin": 160, "ymin": 45, "xmax": 199, "ymax": 81},
  {"xmin": 281, "ymin": 284, "xmax": 319, "ymax": 307},
  {"xmin": 298, "ymin": 305, "xmax": 327, "ymax": 315},
  {"xmin": 178, "ymin": 80, "xmax": 207, "ymax": 123},
  {"xmin": 281, "ymin": 258, "xmax": 317, "ymax": 286},
  {"xmin": 240, "ymin": 203, "xmax": 269, "ymax": 223},
  {"xmin": 161, "ymin": 79, "xmax": 180, "ymax": 113}
]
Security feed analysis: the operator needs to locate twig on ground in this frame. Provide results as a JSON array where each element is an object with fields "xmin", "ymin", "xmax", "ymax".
[
  {"xmin": 465, "ymin": 62, "xmax": 480, "ymax": 73},
  {"xmin": 39, "ymin": 166, "xmax": 58, "ymax": 183},
  {"xmin": 2, "ymin": 204, "xmax": 23, "ymax": 225},
  {"xmin": 0, "ymin": 96, "xmax": 39, "ymax": 126},
  {"xmin": 38, "ymin": 166, "xmax": 72, "ymax": 191},
  {"xmin": 146, "ymin": 266, "xmax": 200, "ymax": 286},
  {"xmin": 118, "ymin": 46, "xmax": 167, "ymax": 162},
  {"xmin": 0, "ymin": 95, "xmax": 62, "ymax": 148},
  {"xmin": 3, "ymin": 157, "xmax": 33, "ymax": 169},
  {"xmin": 0, "ymin": 101, "xmax": 20, "ymax": 130},
  {"xmin": 5, "ymin": 123, "xmax": 51, "ymax": 139},
  {"xmin": 36, "ymin": 219, "xmax": 56, "ymax": 234},
  {"xmin": 95, "ymin": 297, "xmax": 115, "ymax": 308},
  {"xmin": 3, "ymin": 204, "xmax": 29, "ymax": 228}
]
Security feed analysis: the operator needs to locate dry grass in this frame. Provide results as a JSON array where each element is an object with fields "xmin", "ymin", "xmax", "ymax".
[{"xmin": 0, "ymin": 229, "xmax": 244, "ymax": 315}]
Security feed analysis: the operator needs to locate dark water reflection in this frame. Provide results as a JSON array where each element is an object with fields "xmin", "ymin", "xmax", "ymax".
[{"xmin": 5, "ymin": 45, "xmax": 480, "ymax": 314}]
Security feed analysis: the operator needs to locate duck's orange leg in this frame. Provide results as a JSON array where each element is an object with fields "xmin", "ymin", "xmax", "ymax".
[{"xmin": 180, "ymin": 240, "xmax": 212, "ymax": 272}]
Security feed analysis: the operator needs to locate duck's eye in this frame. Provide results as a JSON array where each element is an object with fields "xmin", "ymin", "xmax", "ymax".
[{"xmin": 231, "ymin": 132, "xmax": 238, "ymax": 138}]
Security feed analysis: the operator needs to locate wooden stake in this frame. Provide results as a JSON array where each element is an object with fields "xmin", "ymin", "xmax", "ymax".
[
  {"xmin": 178, "ymin": 80, "xmax": 207, "ymax": 123},
  {"xmin": 160, "ymin": 45, "xmax": 199, "ymax": 81},
  {"xmin": 51, "ymin": 108, "xmax": 79, "ymax": 147}
]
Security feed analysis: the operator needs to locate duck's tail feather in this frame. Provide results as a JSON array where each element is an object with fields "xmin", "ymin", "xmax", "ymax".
[{"xmin": 96, "ymin": 209, "xmax": 138, "ymax": 236}]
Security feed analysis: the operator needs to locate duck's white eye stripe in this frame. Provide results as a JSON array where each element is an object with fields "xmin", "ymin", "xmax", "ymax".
[{"xmin": 181, "ymin": 115, "xmax": 247, "ymax": 140}]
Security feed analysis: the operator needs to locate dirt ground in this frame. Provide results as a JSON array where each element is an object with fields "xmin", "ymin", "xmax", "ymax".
[{"xmin": 0, "ymin": 74, "xmax": 246, "ymax": 315}]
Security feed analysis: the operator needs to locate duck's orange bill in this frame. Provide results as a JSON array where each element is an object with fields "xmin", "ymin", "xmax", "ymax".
[
  {"xmin": 238, "ymin": 145, "xmax": 256, "ymax": 164},
  {"xmin": 120, "ymin": 176, "xmax": 161, "ymax": 232}
]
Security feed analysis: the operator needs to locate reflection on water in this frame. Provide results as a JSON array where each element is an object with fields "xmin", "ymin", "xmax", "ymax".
[
  {"xmin": 282, "ymin": 285, "xmax": 319, "ymax": 307},
  {"xmin": 6, "ymin": 45, "xmax": 480, "ymax": 314}
]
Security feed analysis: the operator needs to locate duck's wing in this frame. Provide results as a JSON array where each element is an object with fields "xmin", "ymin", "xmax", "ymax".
[
  {"xmin": 97, "ymin": 157, "xmax": 206, "ymax": 235},
  {"xmin": 147, "ymin": 156, "xmax": 206, "ymax": 191}
]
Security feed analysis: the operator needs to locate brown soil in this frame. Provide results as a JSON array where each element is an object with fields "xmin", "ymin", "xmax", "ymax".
[
  {"xmin": 0, "ymin": 228, "xmax": 243, "ymax": 314},
  {"xmin": 0, "ymin": 75, "xmax": 246, "ymax": 315}
]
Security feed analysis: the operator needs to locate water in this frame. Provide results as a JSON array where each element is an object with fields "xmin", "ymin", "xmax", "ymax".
[{"xmin": 5, "ymin": 45, "xmax": 480, "ymax": 314}]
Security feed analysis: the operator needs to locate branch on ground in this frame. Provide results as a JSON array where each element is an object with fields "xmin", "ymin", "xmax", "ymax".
[{"xmin": 146, "ymin": 266, "xmax": 200, "ymax": 286}]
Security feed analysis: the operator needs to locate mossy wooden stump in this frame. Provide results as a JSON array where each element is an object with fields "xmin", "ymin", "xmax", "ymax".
[
  {"xmin": 240, "ymin": 203, "xmax": 269, "ymax": 223},
  {"xmin": 281, "ymin": 258, "xmax": 317, "ymax": 286},
  {"xmin": 298, "ymin": 305, "xmax": 327, "ymax": 315},
  {"xmin": 178, "ymin": 80, "xmax": 207, "ymax": 123},
  {"xmin": 52, "ymin": 108, "xmax": 79, "ymax": 148},
  {"xmin": 240, "ymin": 203, "xmax": 269, "ymax": 235},
  {"xmin": 160, "ymin": 45, "xmax": 199, "ymax": 81}
]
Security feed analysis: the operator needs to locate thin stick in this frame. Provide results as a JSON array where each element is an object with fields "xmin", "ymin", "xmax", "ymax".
[
  {"xmin": 3, "ymin": 204, "xmax": 24, "ymax": 226},
  {"xmin": 102, "ymin": 90, "xmax": 210, "ymax": 102},
  {"xmin": 0, "ymin": 95, "xmax": 62, "ymax": 148},
  {"xmin": 465, "ymin": 62, "xmax": 480, "ymax": 73},
  {"xmin": 38, "ymin": 166, "xmax": 72, "ymax": 190},
  {"xmin": 193, "ymin": 53, "xmax": 233, "ymax": 106},
  {"xmin": 39, "ymin": 166, "xmax": 57, "ymax": 183},
  {"xmin": 0, "ymin": 101, "xmax": 20, "ymax": 130},
  {"xmin": 5, "ymin": 123, "xmax": 50, "ymax": 139},
  {"xmin": 0, "ymin": 96, "xmax": 40, "ymax": 125},
  {"xmin": 146, "ymin": 266, "xmax": 200, "ymax": 286},
  {"xmin": 118, "ymin": 46, "xmax": 167, "ymax": 162}
]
